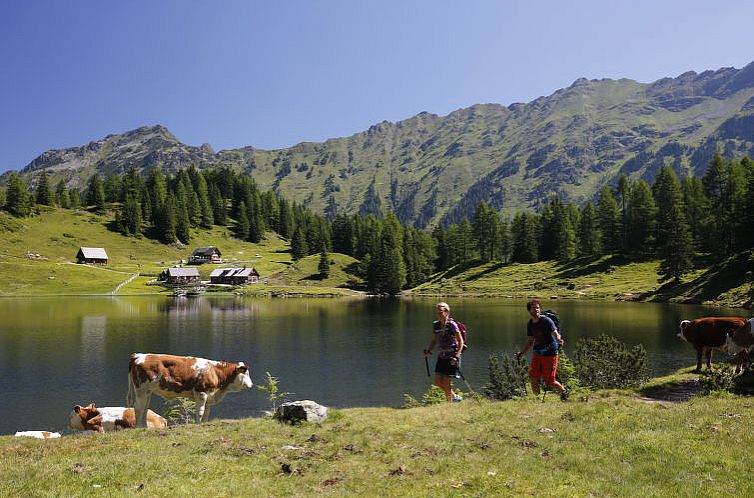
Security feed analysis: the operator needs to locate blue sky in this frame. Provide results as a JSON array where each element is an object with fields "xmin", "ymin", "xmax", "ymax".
[{"xmin": 2, "ymin": 1, "xmax": 753, "ymax": 172}]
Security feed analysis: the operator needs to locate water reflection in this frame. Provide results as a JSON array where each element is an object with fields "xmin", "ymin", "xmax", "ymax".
[{"xmin": 0, "ymin": 296, "xmax": 748, "ymax": 435}]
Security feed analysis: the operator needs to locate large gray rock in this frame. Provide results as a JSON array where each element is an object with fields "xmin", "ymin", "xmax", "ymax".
[{"xmin": 275, "ymin": 400, "xmax": 328, "ymax": 424}]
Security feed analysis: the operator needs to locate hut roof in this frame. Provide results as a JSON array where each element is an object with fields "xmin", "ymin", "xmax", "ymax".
[
  {"xmin": 78, "ymin": 247, "xmax": 108, "ymax": 259},
  {"xmin": 166, "ymin": 267, "xmax": 200, "ymax": 277},
  {"xmin": 191, "ymin": 247, "xmax": 221, "ymax": 257}
]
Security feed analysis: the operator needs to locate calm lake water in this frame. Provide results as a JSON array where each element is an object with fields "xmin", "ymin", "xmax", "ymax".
[{"xmin": 0, "ymin": 296, "xmax": 748, "ymax": 436}]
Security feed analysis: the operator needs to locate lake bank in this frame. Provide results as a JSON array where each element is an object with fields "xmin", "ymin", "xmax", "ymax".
[{"xmin": 3, "ymin": 372, "xmax": 752, "ymax": 497}]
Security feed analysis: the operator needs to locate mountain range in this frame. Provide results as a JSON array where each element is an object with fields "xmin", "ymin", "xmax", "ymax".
[{"xmin": 12, "ymin": 61, "xmax": 754, "ymax": 227}]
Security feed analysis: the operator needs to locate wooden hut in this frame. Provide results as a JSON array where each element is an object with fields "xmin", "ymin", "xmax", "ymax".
[
  {"xmin": 189, "ymin": 247, "xmax": 222, "ymax": 264},
  {"xmin": 209, "ymin": 267, "xmax": 260, "ymax": 285},
  {"xmin": 76, "ymin": 247, "xmax": 108, "ymax": 265},
  {"xmin": 161, "ymin": 267, "xmax": 201, "ymax": 285}
]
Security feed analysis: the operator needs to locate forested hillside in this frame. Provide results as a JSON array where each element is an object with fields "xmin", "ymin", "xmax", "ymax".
[{"xmin": 8, "ymin": 62, "xmax": 754, "ymax": 227}]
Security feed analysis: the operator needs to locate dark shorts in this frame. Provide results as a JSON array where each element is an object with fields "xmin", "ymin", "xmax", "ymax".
[{"xmin": 435, "ymin": 357, "xmax": 460, "ymax": 378}]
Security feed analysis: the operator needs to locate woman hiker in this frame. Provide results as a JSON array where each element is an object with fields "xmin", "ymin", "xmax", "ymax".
[{"xmin": 424, "ymin": 301, "xmax": 464, "ymax": 402}]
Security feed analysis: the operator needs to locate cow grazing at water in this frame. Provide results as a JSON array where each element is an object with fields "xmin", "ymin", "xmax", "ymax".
[
  {"xmin": 69, "ymin": 403, "xmax": 167, "ymax": 432},
  {"xmin": 127, "ymin": 353, "xmax": 252, "ymax": 427},
  {"xmin": 677, "ymin": 317, "xmax": 747, "ymax": 372}
]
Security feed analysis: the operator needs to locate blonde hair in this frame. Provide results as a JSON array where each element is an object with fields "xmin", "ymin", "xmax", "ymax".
[{"xmin": 436, "ymin": 302, "xmax": 450, "ymax": 313}]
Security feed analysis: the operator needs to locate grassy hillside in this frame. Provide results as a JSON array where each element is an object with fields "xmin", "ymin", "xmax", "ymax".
[
  {"xmin": 410, "ymin": 255, "xmax": 754, "ymax": 308},
  {"xmin": 2, "ymin": 370, "xmax": 753, "ymax": 496},
  {"xmin": 0, "ymin": 208, "xmax": 361, "ymax": 296}
]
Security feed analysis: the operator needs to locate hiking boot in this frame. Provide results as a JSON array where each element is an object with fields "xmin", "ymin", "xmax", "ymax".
[
  {"xmin": 560, "ymin": 388, "xmax": 570, "ymax": 401},
  {"xmin": 453, "ymin": 394, "xmax": 463, "ymax": 403}
]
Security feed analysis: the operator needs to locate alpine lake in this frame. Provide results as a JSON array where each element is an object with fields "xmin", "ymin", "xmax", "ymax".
[{"xmin": 0, "ymin": 296, "xmax": 747, "ymax": 436}]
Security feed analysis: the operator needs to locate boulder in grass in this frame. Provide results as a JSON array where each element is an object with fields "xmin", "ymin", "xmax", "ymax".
[{"xmin": 275, "ymin": 400, "xmax": 328, "ymax": 424}]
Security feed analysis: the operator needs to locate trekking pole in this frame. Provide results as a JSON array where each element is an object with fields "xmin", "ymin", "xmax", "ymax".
[{"xmin": 424, "ymin": 350, "xmax": 431, "ymax": 377}]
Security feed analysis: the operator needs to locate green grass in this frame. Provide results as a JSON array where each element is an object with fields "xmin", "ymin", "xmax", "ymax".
[
  {"xmin": 410, "ymin": 255, "xmax": 753, "ymax": 308},
  {"xmin": 0, "ymin": 208, "xmax": 359, "ymax": 296},
  {"xmin": 3, "ymin": 376, "xmax": 753, "ymax": 497}
]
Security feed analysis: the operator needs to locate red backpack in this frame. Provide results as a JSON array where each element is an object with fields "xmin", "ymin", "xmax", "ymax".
[{"xmin": 452, "ymin": 318, "xmax": 469, "ymax": 352}]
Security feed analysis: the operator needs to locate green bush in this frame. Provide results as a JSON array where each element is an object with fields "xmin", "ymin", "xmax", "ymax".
[
  {"xmin": 701, "ymin": 364, "xmax": 736, "ymax": 394},
  {"xmin": 403, "ymin": 386, "xmax": 449, "ymax": 407},
  {"xmin": 574, "ymin": 334, "xmax": 649, "ymax": 389},
  {"xmin": 482, "ymin": 352, "xmax": 529, "ymax": 400},
  {"xmin": 556, "ymin": 352, "xmax": 578, "ymax": 388},
  {"xmin": 163, "ymin": 397, "xmax": 198, "ymax": 425}
]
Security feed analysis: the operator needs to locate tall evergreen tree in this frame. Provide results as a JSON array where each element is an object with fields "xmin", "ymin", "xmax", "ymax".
[
  {"xmin": 577, "ymin": 202, "xmax": 601, "ymax": 257},
  {"xmin": 5, "ymin": 173, "xmax": 31, "ymax": 217},
  {"xmin": 147, "ymin": 169, "xmax": 167, "ymax": 225},
  {"xmin": 598, "ymin": 186, "xmax": 621, "ymax": 255},
  {"xmin": 118, "ymin": 194, "xmax": 142, "ymax": 236},
  {"xmin": 174, "ymin": 182, "xmax": 191, "ymax": 244},
  {"xmin": 35, "ymin": 170, "xmax": 54, "ymax": 206},
  {"xmin": 234, "ymin": 201, "xmax": 250, "ymax": 240},
  {"xmin": 156, "ymin": 195, "xmax": 177, "ymax": 244},
  {"xmin": 54, "ymin": 179, "xmax": 70, "ymax": 208},
  {"xmin": 741, "ymin": 156, "xmax": 754, "ymax": 248},
  {"xmin": 278, "ymin": 198, "xmax": 294, "ymax": 239},
  {"xmin": 473, "ymin": 201, "xmax": 502, "ymax": 262},
  {"xmin": 511, "ymin": 212, "xmax": 540, "ymax": 263},
  {"xmin": 653, "ymin": 166, "xmax": 693, "ymax": 282},
  {"xmin": 87, "ymin": 173, "xmax": 106, "ymax": 212},
  {"xmin": 681, "ymin": 176, "xmax": 709, "ymax": 251},
  {"xmin": 318, "ymin": 244, "xmax": 330, "ymax": 278},
  {"xmin": 290, "ymin": 226, "xmax": 308, "ymax": 261},
  {"xmin": 625, "ymin": 180, "xmax": 657, "ymax": 259}
]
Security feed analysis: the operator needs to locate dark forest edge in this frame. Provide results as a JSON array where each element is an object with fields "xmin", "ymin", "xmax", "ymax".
[{"xmin": 1, "ymin": 153, "xmax": 753, "ymax": 305}]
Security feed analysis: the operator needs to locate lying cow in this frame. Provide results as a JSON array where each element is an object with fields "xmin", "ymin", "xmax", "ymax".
[
  {"xmin": 127, "ymin": 353, "xmax": 252, "ymax": 427},
  {"xmin": 678, "ymin": 317, "xmax": 747, "ymax": 372},
  {"xmin": 69, "ymin": 403, "xmax": 167, "ymax": 432},
  {"xmin": 15, "ymin": 431, "xmax": 61, "ymax": 439}
]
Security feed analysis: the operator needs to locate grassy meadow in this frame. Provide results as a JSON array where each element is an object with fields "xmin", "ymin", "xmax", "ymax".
[
  {"xmin": 2, "ymin": 368, "xmax": 752, "ymax": 497},
  {"xmin": 0, "ymin": 207, "xmax": 751, "ymax": 308}
]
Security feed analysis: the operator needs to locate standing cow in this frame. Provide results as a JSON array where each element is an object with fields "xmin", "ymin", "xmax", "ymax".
[
  {"xmin": 677, "ymin": 317, "xmax": 747, "ymax": 372},
  {"xmin": 127, "ymin": 353, "xmax": 253, "ymax": 427}
]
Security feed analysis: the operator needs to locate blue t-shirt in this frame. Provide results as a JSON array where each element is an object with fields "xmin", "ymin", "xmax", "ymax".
[{"xmin": 527, "ymin": 316, "xmax": 558, "ymax": 356}]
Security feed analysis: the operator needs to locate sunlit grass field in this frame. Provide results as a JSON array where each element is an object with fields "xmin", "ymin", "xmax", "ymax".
[{"xmin": 2, "ymin": 369, "xmax": 752, "ymax": 497}]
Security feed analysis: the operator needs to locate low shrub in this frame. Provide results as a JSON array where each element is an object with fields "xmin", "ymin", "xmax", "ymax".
[
  {"xmin": 701, "ymin": 364, "xmax": 736, "ymax": 394},
  {"xmin": 482, "ymin": 352, "xmax": 529, "ymax": 400},
  {"xmin": 163, "ymin": 398, "xmax": 198, "ymax": 425},
  {"xmin": 574, "ymin": 334, "xmax": 649, "ymax": 389}
]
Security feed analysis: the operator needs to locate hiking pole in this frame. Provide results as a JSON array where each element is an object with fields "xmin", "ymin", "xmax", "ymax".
[{"xmin": 424, "ymin": 350, "xmax": 431, "ymax": 377}]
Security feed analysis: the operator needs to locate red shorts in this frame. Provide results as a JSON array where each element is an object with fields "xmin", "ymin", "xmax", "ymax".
[{"xmin": 529, "ymin": 353, "xmax": 558, "ymax": 386}]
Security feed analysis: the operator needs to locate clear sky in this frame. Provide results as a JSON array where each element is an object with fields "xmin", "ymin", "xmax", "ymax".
[{"xmin": 2, "ymin": 0, "xmax": 753, "ymax": 172}]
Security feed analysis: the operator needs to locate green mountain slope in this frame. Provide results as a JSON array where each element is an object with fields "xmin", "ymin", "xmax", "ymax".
[{"xmin": 11, "ymin": 62, "xmax": 754, "ymax": 227}]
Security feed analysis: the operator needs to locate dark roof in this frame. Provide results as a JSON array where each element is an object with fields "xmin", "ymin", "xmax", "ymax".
[{"xmin": 191, "ymin": 247, "xmax": 221, "ymax": 257}]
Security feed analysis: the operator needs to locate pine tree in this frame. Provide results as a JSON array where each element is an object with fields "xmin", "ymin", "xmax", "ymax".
[
  {"xmin": 118, "ymin": 194, "xmax": 142, "ymax": 236},
  {"xmin": 54, "ymin": 180, "xmax": 70, "ymax": 208},
  {"xmin": 372, "ymin": 225, "xmax": 405, "ymax": 295},
  {"xmin": 741, "ymin": 156, "xmax": 754, "ymax": 248},
  {"xmin": 35, "ymin": 170, "xmax": 54, "ymax": 206},
  {"xmin": 156, "ymin": 196, "xmax": 177, "ymax": 244},
  {"xmin": 318, "ymin": 244, "xmax": 330, "ymax": 278},
  {"xmin": 175, "ymin": 182, "xmax": 191, "ymax": 244},
  {"xmin": 511, "ymin": 212, "xmax": 540, "ymax": 263},
  {"xmin": 147, "ymin": 169, "xmax": 167, "ymax": 225},
  {"xmin": 598, "ymin": 186, "xmax": 621, "ymax": 255},
  {"xmin": 86, "ymin": 174, "xmax": 106, "ymax": 213},
  {"xmin": 290, "ymin": 227, "xmax": 308, "ymax": 261},
  {"xmin": 473, "ymin": 201, "xmax": 502, "ymax": 262},
  {"xmin": 69, "ymin": 189, "xmax": 82, "ymax": 209},
  {"xmin": 577, "ymin": 202, "xmax": 601, "ymax": 257},
  {"xmin": 547, "ymin": 198, "xmax": 576, "ymax": 261},
  {"xmin": 681, "ymin": 176, "xmax": 709, "ymax": 251},
  {"xmin": 625, "ymin": 180, "xmax": 657, "ymax": 259},
  {"xmin": 653, "ymin": 166, "xmax": 693, "ymax": 282},
  {"xmin": 5, "ymin": 172, "xmax": 31, "ymax": 217},
  {"xmin": 278, "ymin": 198, "xmax": 294, "ymax": 239},
  {"xmin": 234, "ymin": 201, "xmax": 250, "ymax": 240}
]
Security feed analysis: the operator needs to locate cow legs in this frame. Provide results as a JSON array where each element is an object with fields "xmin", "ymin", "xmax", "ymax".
[
  {"xmin": 705, "ymin": 348, "xmax": 713, "ymax": 369},
  {"xmin": 134, "ymin": 388, "xmax": 152, "ymax": 428},
  {"xmin": 195, "ymin": 392, "xmax": 209, "ymax": 423},
  {"xmin": 694, "ymin": 348, "xmax": 703, "ymax": 372}
]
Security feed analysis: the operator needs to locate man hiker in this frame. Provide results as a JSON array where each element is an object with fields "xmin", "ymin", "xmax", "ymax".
[
  {"xmin": 424, "ymin": 302, "xmax": 464, "ymax": 402},
  {"xmin": 516, "ymin": 300, "xmax": 569, "ymax": 401}
]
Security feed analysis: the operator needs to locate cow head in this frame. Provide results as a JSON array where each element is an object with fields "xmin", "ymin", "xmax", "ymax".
[
  {"xmin": 69, "ymin": 403, "xmax": 103, "ymax": 432},
  {"xmin": 232, "ymin": 363, "xmax": 253, "ymax": 391},
  {"xmin": 678, "ymin": 320, "xmax": 691, "ymax": 341}
]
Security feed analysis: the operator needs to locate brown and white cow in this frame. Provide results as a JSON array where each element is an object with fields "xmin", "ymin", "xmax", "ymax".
[
  {"xmin": 69, "ymin": 403, "xmax": 167, "ymax": 432},
  {"xmin": 678, "ymin": 317, "xmax": 747, "ymax": 372},
  {"xmin": 127, "ymin": 353, "xmax": 252, "ymax": 427},
  {"xmin": 14, "ymin": 431, "xmax": 61, "ymax": 439},
  {"xmin": 725, "ymin": 318, "xmax": 754, "ymax": 364}
]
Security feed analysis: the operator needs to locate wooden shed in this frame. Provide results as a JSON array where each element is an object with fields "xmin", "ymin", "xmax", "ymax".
[
  {"xmin": 209, "ymin": 267, "xmax": 260, "ymax": 285},
  {"xmin": 161, "ymin": 267, "xmax": 201, "ymax": 285},
  {"xmin": 189, "ymin": 247, "xmax": 222, "ymax": 264},
  {"xmin": 76, "ymin": 247, "xmax": 109, "ymax": 265}
]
